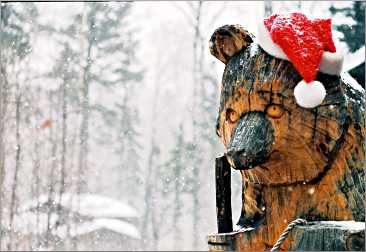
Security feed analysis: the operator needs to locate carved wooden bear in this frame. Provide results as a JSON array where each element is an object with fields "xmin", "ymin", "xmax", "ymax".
[{"xmin": 209, "ymin": 25, "xmax": 365, "ymax": 251}]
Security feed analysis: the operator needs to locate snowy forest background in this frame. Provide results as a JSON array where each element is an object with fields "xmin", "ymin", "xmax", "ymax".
[{"xmin": 0, "ymin": 1, "xmax": 364, "ymax": 251}]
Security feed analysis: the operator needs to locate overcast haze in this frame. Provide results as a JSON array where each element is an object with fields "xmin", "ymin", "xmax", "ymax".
[{"xmin": 0, "ymin": 1, "xmax": 363, "ymax": 251}]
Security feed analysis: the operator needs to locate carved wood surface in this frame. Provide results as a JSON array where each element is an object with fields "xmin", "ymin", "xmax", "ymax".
[
  {"xmin": 215, "ymin": 155, "xmax": 233, "ymax": 233},
  {"xmin": 288, "ymin": 221, "xmax": 365, "ymax": 251},
  {"xmin": 208, "ymin": 25, "xmax": 365, "ymax": 251},
  {"xmin": 208, "ymin": 221, "xmax": 365, "ymax": 251}
]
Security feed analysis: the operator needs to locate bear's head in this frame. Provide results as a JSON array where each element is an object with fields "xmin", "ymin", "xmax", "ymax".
[{"xmin": 210, "ymin": 25, "xmax": 364, "ymax": 186}]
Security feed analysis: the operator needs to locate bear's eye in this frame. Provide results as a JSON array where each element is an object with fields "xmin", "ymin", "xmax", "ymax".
[
  {"xmin": 266, "ymin": 104, "xmax": 284, "ymax": 118},
  {"xmin": 226, "ymin": 108, "xmax": 239, "ymax": 123}
]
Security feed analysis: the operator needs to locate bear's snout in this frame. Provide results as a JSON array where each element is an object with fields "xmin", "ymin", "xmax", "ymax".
[{"xmin": 226, "ymin": 112, "xmax": 274, "ymax": 169}]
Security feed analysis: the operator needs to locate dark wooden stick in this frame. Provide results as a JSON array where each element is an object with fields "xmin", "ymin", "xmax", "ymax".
[{"xmin": 215, "ymin": 154, "xmax": 233, "ymax": 233}]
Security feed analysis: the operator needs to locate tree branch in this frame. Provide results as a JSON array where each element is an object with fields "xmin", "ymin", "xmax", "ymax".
[{"xmin": 171, "ymin": 2, "xmax": 195, "ymax": 27}]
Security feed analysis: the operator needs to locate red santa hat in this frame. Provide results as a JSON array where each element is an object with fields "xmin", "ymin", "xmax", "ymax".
[{"xmin": 257, "ymin": 13, "xmax": 344, "ymax": 108}]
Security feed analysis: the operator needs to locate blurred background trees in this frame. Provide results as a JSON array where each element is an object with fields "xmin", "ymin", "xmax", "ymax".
[
  {"xmin": 330, "ymin": 1, "xmax": 365, "ymax": 87},
  {"xmin": 0, "ymin": 1, "xmax": 364, "ymax": 250}
]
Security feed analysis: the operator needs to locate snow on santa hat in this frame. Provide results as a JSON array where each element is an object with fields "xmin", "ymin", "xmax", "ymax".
[{"xmin": 257, "ymin": 13, "xmax": 344, "ymax": 108}]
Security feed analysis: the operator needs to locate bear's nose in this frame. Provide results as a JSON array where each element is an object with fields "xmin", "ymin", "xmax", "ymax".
[{"xmin": 226, "ymin": 112, "xmax": 274, "ymax": 169}]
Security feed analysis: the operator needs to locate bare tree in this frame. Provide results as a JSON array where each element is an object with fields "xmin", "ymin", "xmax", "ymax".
[
  {"xmin": 59, "ymin": 50, "xmax": 69, "ymax": 227},
  {"xmin": 142, "ymin": 82, "xmax": 161, "ymax": 250},
  {"xmin": 264, "ymin": 0, "xmax": 273, "ymax": 16},
  {"xmin": 173, "ymin": 2, "xmax": 204, "ymax": 248},
  {"xmin": 31, "ymin": 87, "xmax": 42, "ymax": 249},
  {"xmin": 8, "ymin": 84, "xmax": 22, "ymax": 251},
  {"xmin": 77, "ymin": 4, "xmax": 93, "ymax": 196},
  {"xmin": 0, "ymin": 6, "xmax": 12, "ymax": 249},
  {"xmin": 171, "ymin": 124, "xmax": 185, "ymax": 250},
  {"xmin": 0, "ymin": 56, "xmax": 9, "ymax": 252},
  {"xmin": 173, "ymin": 1, "xmax": 227, "ymax": 248},
  {"xmin": 44, "ymin": 90, "xmax": 60, "ymax": 248}
]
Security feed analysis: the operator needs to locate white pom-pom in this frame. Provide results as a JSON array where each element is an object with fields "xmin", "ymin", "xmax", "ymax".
[{"xmin": 294, "ymin": 80, "xmax": 326, "ymax": 108}]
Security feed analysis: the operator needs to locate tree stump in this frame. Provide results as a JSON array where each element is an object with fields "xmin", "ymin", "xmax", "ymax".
[
  {"xmin": 208, "ymin": 25, "xmax": 365, "ymax": 251},
  {"xmin": 208, "ymin": 221, "xmax": 365, "ymax": 251}
]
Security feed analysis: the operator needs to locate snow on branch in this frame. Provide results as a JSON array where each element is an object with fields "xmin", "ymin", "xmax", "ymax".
[{"xmin": 343, "ymin": 46, "xmax": 365, "ymax": 72}]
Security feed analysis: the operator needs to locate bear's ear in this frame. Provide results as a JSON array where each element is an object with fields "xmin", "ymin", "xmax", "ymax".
[{"xmin": 209, "ymin": 24, "xmax": 254, "ymax": 64}]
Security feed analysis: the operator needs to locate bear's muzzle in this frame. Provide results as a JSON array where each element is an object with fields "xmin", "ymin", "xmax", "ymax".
[{"xmin": 226, "ymin": 112, "xmax": 274, "ymax": 170}]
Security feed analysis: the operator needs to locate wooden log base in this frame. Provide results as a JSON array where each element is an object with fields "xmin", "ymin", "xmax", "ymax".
[{"xmin": 207, "ymin": 221, "xmax": 365, "ymax": 251}]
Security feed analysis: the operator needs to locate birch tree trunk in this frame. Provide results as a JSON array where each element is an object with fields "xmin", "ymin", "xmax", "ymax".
[
  {"xmin": 191, "ymin": 2, "xmax": 203, "ymax": 248},
  {"xmin": 66, "ymin": 123, "xmax": 79, "ymax": 250},
  {"xmin": 175, "ymin": 2, "xmax": 219, "ymax": 248},
  {"xmin": 8, "ymin": 85, "xmax": 22, "ymax": 251},
  {"xmin": 45, "ymin": 90, "xmax": 60, "ymax": 248},
  {"xmin": 142, "ymin": 84, "xmax": 160, "ymax": 250},
  {"xmin": 172, "ymin": 125, "xmax": 184, "ymax": 250},
  {"xmin": 264, "ymin": 1, "xmax": 272, "ymax": 16},
  {"xmin": 0, "ymin": 62, "xmax": 9, "ymax": 252},
  {"xmin": 32, "ymin": 88, "xmax": 41, "ymax": 249},
  {"xmin": 78, "ymin": 4, "xmax": 94, "ymax": 196},
  {"xmin": 58, "ymin": 59, "xmax": 68, "ymax": 226}
]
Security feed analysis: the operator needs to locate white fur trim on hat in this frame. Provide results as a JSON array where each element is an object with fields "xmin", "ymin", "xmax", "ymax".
[{"xmin": 257, "ymin": 21, "xmax": 344, "ymax": 75}]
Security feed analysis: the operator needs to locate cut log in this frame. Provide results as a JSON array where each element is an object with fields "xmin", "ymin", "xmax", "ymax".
[
  {"xmin": 288, "ymin": 221, "xmax": 365, "ymax": 251},
  {"xmin": 208, "ymin": 221, "xmax": 365, "ymax": 251}
]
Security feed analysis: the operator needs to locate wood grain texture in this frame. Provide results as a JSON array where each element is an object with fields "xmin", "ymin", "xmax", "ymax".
[
  {"xmin": 209, "ymin": 25, "xmax": 365, "ymax": 251},
  {"xmin": 288, "ymin": 221, "xmax": 365, "ymax": 251},
  {"xmin": 215, "ymin": 155, "xmax": 233, "ymax": 233},
  {"xmin": 209, "ymin": 25, "xmax": 254, "ymax": 65},
  {"xmin": 208, "ymin": 221, "xmax": 365, "ymax": 251}
]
